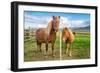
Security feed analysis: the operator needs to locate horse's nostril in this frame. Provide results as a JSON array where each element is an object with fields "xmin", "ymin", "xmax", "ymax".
[
  {"xmin": 54, "ymin": 28, "xmax": 58, "ymax": 32},
  {"xmin": 55, "ymin": 30, "xmax": 57, "ymax": 32}
]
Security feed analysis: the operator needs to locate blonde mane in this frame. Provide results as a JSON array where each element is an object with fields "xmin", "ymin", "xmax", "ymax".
[{"xmin": 47, "ymin": 20, "xmax": 53, "ymax": 35}]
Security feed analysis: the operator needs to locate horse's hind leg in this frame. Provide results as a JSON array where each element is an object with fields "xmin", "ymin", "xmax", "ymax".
[{"xmin": 39, "ymin": 43, "xmax": 42, "ymax": 52}]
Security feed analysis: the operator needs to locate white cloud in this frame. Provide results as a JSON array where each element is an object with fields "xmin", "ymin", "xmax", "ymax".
[
  {"xmin": 24, "ymin": 14, "xmax": 52, "ymax": 29},
  {"xmin": 59, "ymin": 16, "xmax": 90, "ymax": 28},
  {"xmin": 60, "ymin": 17, "xmax": 70, "ymax": 28},
  {"xmin": 70, "ymin": 20, "xmax": 84, "ymax": 27}
]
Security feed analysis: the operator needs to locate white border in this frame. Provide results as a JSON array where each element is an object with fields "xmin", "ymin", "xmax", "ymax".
[{"xmin": 18, "ymin": 5, "xmax": 96, "ymax": 68}]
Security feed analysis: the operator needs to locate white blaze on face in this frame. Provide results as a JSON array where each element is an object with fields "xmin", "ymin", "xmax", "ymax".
[{"xmin": 62, "ymin": 37, "xmax": 66, "ymax": 42}]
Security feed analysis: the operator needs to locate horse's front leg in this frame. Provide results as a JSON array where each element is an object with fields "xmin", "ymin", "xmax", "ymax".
[
  {"xmin": 66, "ymin": 43, "xmax": 69, "ymax": 54},
  {"xmin": 66, "ymin": 43, "xmax": 72, "ymax": 57},
  {"xmin": 37, "ymin": 42, "xmax": 42, "ymax": 52},
  {"xmin": 52, "ymin": 43, "xmax": 55, "ymax": 57},
  {"xmin": 45, "ymin": 43, "xmax": 48, "ymax": 56}
]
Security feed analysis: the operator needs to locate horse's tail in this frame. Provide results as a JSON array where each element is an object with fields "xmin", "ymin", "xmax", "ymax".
[{"xmin": 73, "ymin": 32, "xmax": 76, "ymax": 35}]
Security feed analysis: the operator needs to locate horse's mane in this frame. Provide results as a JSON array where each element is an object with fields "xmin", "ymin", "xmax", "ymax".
[
  {"xmin": 64, "ymin": 27, "xmax": 75, "ymax": 35},
  {"xmin": 63, "ymin": 27, "xmax": 75, "ymax": 38},
  {"xmin": 47, "ymin": 20, "xmax": 53, "ymax": 35}
]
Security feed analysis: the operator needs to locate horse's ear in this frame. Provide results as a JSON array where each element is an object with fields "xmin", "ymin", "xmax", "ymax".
[
  {"xmin": 53, "ymin": 16, "xmax": 55, "ymax": 19},
  {"xmin": 59, "ymin": 16, "xmax": 60, "ymax": 18},
  {"xmin": 73, "ymin": 32, "xmax": 76, "ymax": 35},
  {"xmin": 52, "ymin": 16, "xmax": 60, "ymax": 19}
]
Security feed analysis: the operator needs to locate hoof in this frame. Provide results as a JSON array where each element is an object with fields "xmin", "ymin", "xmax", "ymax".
[
  {"xmin": 51, "ymin": 52, "xmax": 55, "ymax": 57},
  {"xmin": 44, "ymin": 55, "xmax": 47, "ymax": 59},
  {"xmin": 52, "ymin": 54, "xmax": 55, "ymax": 57},
  {"xmin": 68, "ymin": 53, "xmax": 72, "ymax": 57},
  {"xmin": 66, "ymin": 51, "xmax": 68, "ymax": 54},
  {"xmin": 39, "ymin": 49, "xmax": 42, "ymax": 52}
]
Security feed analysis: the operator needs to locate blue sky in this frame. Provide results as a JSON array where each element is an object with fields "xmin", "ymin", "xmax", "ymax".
[{"xmin": 24, "ymin": 11, "xmax": 90, "ymax": 29}]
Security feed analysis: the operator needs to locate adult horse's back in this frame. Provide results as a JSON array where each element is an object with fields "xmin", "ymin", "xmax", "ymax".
[
  {"xmin": 36, "ymin": 16, "xmax": 60, "ymax": 57},
  {"xmin": 36, "ymin": 28, "xmax": 48, "ymax": 43}
]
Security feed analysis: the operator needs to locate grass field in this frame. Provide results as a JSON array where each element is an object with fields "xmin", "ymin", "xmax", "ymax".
[{"xmin": 24, "ymin": 31, "xmax": 90, "ymax": 62}]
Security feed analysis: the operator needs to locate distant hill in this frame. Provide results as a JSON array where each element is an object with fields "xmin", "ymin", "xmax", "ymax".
[
  {"xmin": 59, "ymin": 25, "xmax": 90, "ymax": 32},
  {"xmin": 25, "ymin": 25, "xmax": 90, "ymax": 33},
  {"xmin": 71, "ymin": 25, "xmax": 90, "ymax": 32}
]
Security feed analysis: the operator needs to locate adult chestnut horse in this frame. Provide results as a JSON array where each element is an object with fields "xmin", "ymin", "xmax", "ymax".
[
  {"xmin": 36, "ymin": 16, "xmax": 60, "ymax": 57},
  {"xmin": 62, "ymin": 27, "xmax": 75, "ymax": 57}
]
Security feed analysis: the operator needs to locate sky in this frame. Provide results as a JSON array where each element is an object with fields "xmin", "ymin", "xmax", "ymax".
[{"xmin": 24, "ymin": 11, "xmax": 90, "ymax": 29}]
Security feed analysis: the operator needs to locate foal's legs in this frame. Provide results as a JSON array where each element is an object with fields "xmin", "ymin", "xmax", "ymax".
[
  {"xmin": 66, "ymin": 43, "xmax": 72, "ymax": 57},
  {"xmin": 69, "ymin": 43, "xmax": 72, "ymax": 57},
  {"xmin": 66, "ymin": 43, "xmax": 70, "ymax": 54}
]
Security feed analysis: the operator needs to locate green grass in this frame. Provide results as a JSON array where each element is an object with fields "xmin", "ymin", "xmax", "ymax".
[
  {"xmin": 24, "ymin": 31, "xmax": 90, "ymax": 61},
  {"xmin": 73, "ymin": 33, "xmax": 90, "ymax": 59}
]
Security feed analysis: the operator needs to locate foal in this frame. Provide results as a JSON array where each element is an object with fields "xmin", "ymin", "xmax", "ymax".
[
  {"xmin": 62, "ymin": 27, "xmax": 75, "ymax": 57},
  {"xmin": 36, "ymin": 16, "xmax": 60, "ymax": 57}
]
